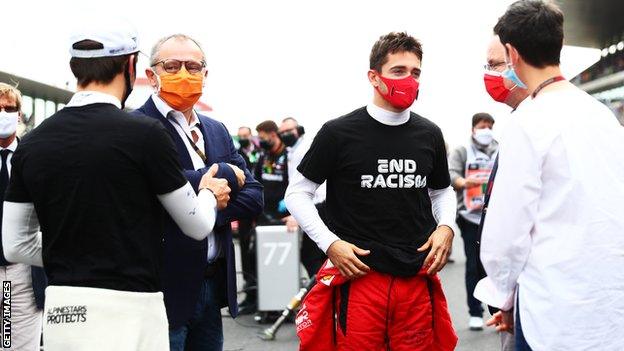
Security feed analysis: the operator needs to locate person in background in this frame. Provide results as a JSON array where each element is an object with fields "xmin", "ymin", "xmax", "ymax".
[
  {"xmin": 448, "ymin": 112, "xmax": 498, "ymax": 331},
  {"xmin": 279, "ymin": 117, "xmax": 326, "ymax": 278},
  {"xmin": 237, "ymin": 120, "xmax": 290, "ymax": 317},
  {"xmin": 255, "ymin": 120, "xmax": 290, "ymax": 226},
  {"xmin": 0, "ymin": 82, "xmax": 47, "ymax": 351},
  {"xmin": 475, "ymin": 34, "xmax": 530, "ymax": 351},
  {"xmin": 235, "ymin": 125, "xmax": 261, "ymax": 316},
  {"xmin": 237, "ymin": 126, "xmax": 259, "ymax": 172}
]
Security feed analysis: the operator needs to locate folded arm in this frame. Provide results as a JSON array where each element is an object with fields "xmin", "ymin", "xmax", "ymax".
[{"xmin": 157, "ymin": 182, "xmax": 217, "ymax": 241}]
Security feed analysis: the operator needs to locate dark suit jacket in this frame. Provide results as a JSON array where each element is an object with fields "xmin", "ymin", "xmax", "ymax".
[{"xmin": 134, "ymin": 98, "xmax": 263, "ymax": 329}]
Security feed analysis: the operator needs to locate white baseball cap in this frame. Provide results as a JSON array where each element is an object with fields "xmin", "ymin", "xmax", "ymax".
[{"xmin": 69, "ymin": 17, "xmax": 139, "ymax": 58}]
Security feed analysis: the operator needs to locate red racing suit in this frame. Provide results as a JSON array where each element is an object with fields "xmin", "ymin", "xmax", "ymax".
[{"xmin": 296, "ymin": 261, "xmax": 457, "ymax": 351}]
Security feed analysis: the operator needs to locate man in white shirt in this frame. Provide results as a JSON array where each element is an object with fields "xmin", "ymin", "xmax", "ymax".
[
  {"xmin": 476, "ymin": 34, "xmax": 530, "ymax": 351},
  {"xmin": 474, "ymin": 1, "xmax": 624, "ymax": 350}
]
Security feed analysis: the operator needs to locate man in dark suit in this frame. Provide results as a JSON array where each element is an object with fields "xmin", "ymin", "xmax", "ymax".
[
  {"xmin": 0, "ymin": 82, "xmax": 47, "ymax": 351},
  {"xmin": 134, "ymin": 34, "xmax": 263, "ymax": 351}
]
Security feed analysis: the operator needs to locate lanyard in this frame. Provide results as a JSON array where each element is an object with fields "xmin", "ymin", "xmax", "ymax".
[
  {"xmin": 168, "ymin": 116, "xmax": 209, "ymax": 165},
  {"xmin": 531, "ymin": 76, "xmax": 565, "ymax": 98}
]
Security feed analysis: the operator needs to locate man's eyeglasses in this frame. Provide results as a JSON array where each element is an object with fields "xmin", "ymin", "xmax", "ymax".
[
  {"xmin": 483, "ymin": 61, "xmax": 507, "ymax": 71},
  {"xmin": 0, "ymin": 106, "xmax": 18, "ymax": 113},
  {"xmin": 151, "ymin": 59, "xmax": 206, "ymax": 74}
]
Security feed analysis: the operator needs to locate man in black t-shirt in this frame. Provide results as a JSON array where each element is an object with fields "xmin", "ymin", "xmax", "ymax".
[
  {"xmin": 237, "ymin": 126, "xmax": 260, "ymax": 172},
  {"xmin": 1, "ymin": 21, "xmax": 229, "ymax": 351},
  {"xmin": 255, "ymin": 120, "xmax": 290, "ymax": 225},
  {"xmin": 236, "ymin": 120, "xmax": 291, "ymax": 315},
  {"xmin": 235, "ymin": 125, "xmax": 262, "ymax": 314},
  {"xmin": 285, "ymin": 32, "xmax": 458, "ymax": 350}
]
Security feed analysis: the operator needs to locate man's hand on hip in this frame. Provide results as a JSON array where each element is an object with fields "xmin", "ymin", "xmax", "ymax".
[
  {"xmin": 418, "ymin": 225, "xmax": 454, "ymax": 275},
  {"xmin": 326, "ymin": 240, "xmax": 371, "ymax": 280},
  {"xmin": 199, "ymin": 164, "xmax": 231, "ymax": 210}
]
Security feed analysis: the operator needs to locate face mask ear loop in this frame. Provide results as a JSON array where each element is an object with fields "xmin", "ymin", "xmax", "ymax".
[
  {"xmin": 509, "ymin": 84, "xmax": 518, "ymax": 92},
  {"xmin": 151, "ymin": 69, "xmax": 161, "ymax": 94}
]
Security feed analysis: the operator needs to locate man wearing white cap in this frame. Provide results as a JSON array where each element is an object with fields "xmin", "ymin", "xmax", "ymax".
[{"xmin": 1, "ymin": 19, "xmax": 229, "ymax": 350}]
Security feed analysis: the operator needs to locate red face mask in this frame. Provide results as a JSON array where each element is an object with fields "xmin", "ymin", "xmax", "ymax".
[
  {"xmin": 375, "ymin": 74, "xmax": 420, "ymax": 110},
  {"xmin": 484, "ymin": 72, "xmax": 511, "ymax": 103}
]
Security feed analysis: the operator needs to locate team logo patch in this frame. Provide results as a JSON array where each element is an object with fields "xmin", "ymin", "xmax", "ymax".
[
  {"xmin": 295, "ymin": 306, "xmax": 312, "ymax": 332},
  {"xmin": 320, "ymin": 275, "xmax": 335, "ymax": 286},
  {"xmin": 46, "ymin": 305, "xmax": 87, "ymax": 324}
]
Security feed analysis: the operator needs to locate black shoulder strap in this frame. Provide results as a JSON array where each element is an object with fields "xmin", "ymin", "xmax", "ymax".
[{"xmin": 168, "ymin": 116, "xmax": 209, "ymax": 166}]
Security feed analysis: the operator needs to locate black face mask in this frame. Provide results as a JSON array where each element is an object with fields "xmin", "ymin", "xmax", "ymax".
[
  {"xmin": 121, "ymin": 54, "xmax": 137, "ymax": 109},
  {"xmin": 239, "ymin": 138, "xmax": 251, "ymax": 148},
  {"xmin": 296, "ymin": 125, "xmax": 305, "ymax": 136},
  {"xmin": 259, "ymin": 139, "xmax": 274, "ymax": 151},
  {"xmin": 278, "ymin": 131, "xmax": 299, "ymax": 147}
]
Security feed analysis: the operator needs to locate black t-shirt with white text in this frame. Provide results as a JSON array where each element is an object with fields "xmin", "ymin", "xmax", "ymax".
[
  {"xmin": 5, "ymin": 103, "xmax": 187, "ymax": 292},
  {"xmin": 297, "ymin": 107, "xmax": 450, "ymax": 277}
]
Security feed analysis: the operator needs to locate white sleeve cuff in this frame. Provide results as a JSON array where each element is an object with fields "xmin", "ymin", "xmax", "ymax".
[
  {"xmin": 428, "ymin": 186, "xmax": 457, "ymax": 231},
  {"xmin": 473, "ymin": 277, "xmax": 516, "ymax": 311}
]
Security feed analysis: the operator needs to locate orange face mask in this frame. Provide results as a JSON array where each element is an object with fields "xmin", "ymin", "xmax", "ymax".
[{"xmin": 156, "ymin": 68, "xmax": 204, "ymax": 111}]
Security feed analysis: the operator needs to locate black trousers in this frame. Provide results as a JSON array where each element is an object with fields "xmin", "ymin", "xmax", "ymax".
[
  {"xmin": 300, "ymin": 233, "xmax": 325, "ymax": 278},
  {"xmin": 457, "ymin": 216, "xmax": 484, "ymax": 317},
  {"xmin": 238, "ymin": 218, "xmax": 257, "ymax": 300}
]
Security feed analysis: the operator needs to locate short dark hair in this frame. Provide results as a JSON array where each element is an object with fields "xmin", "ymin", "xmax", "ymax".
[
  {"xmin": 256, "ymin": 120, "xmax": 278, "ymax": 134},
  {"xmin": 238, "ymin": 126, "xmax": 252, "ymax": 134},
  {"xmin": 369, "ymin": 32, "xmax": 423, "ymax": 72},
  {"xmin": 472, "ymin": 113, "xmax": 495, "ymax": 127},
  {"xmin": 494, "ymin": 0, "xmax": 564, "ymax": 68},
  {"xmin": 282, "ymin": 117, "xmax": 298, "ymax": 125},
  {"xmin": 69, "ymin": 40, "xmax": 135, "ymax": 87}
]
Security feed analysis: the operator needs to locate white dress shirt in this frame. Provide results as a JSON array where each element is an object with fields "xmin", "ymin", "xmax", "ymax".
[
  {"xmin": 285, "ymin": 103, "xmax": 456, "ymax": 253},
  {"xmin": 151, "ymin": 95, "xmax": 219, "ymax": 262},
  {"xmin": 474, "ymin": 87, "xmax": 624, "ymax": 350}
]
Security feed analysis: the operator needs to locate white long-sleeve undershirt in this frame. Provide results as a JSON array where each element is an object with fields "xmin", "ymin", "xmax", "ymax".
[
  {"xmin": 285, "ymin": 177, "xmax": 456, "ymax": 253},
  {"xmin": 2, "ymin": 182, "xmax": 217, "ymax": 267},
  {"xmin": 285, "ymin": 177, "xmax": 339, "ymax": 253},
  {"xmin": 157, "ymin": 182, "xmax": 217, "ymax": 240}
]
